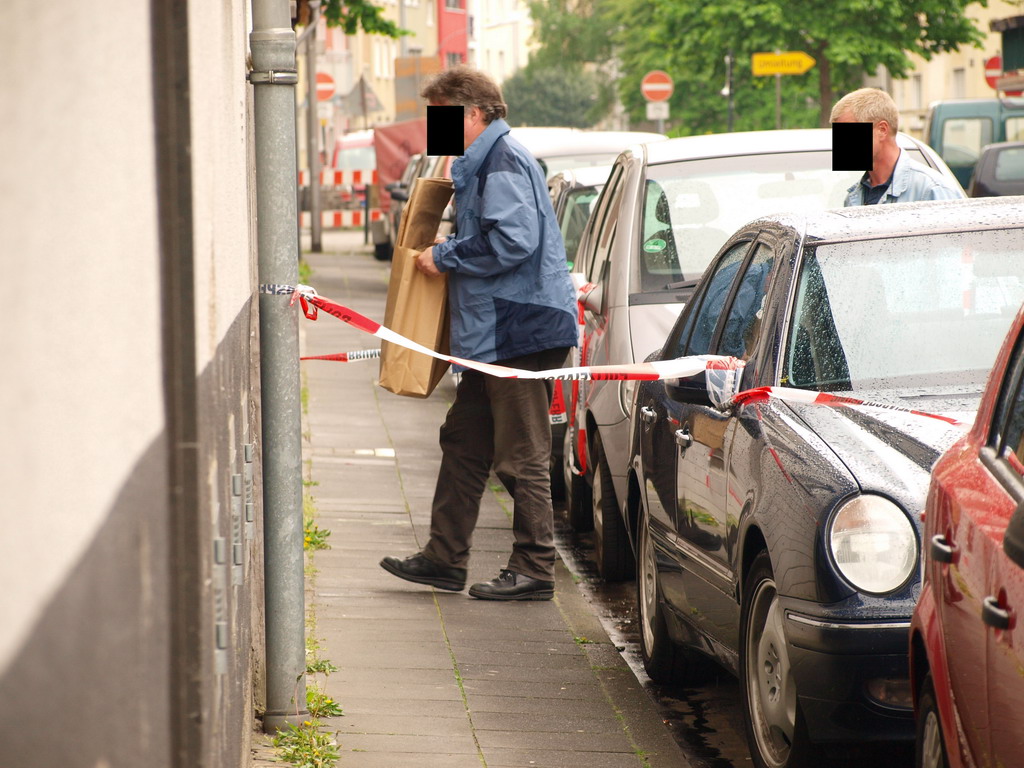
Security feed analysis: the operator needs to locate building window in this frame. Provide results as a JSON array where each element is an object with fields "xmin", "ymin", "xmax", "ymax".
[
  {"xmin": 446, "ymin": 51, "xmax": 462, "ymax": 68},
  {"xmin": 952, "ymin": 68, "xmax": 966, "ymax": 99},
  {"xmin": 427, "ymin": 1, "xmax": 434, "ymax": 25},
  {"xmin": 445, "ymin": 0, "xmax": 463, "ymax": 8},
  {"xmin": 912, "ymin": 74, "xmax": 922, "ymax": 111}
]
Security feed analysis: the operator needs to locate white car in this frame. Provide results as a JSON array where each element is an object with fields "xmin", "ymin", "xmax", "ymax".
[{"xmin": 563, "ymin": 128, "xmax": 964, "ymax": 581}]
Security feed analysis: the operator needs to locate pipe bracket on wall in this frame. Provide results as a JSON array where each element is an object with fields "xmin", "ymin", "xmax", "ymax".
[{"xmin": 248, "ymin": 70, "xmax": 298, "ymax": 85}]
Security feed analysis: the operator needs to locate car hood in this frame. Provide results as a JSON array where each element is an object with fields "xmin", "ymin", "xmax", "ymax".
[
  {"xmin": 784, "ymin": 392, "xmax": 976, "ymax": 502},
  {"xmin": 628, "ymin": 301, "xmax": 685, "ymax": 363}
]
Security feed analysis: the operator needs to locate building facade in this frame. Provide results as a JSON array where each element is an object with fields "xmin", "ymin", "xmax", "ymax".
[{"xmin": 1, "ymin": 2, "xmax": 266, "ymax": 765}]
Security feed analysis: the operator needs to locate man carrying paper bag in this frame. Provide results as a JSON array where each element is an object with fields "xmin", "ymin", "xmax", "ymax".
[{"xmin": 380, "ymin": 66, "xmax": 578, "ymax": 601}]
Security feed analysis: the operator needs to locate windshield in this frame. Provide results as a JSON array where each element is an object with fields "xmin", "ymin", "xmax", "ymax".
[
  {"xmin": 784, "ymin": 229, "xmax": 1024, "ymax": 398},
  {"xmin": 333, "ymin": 146, "xmax": 375, "ymax": 172},
  {"xmin": 639, "ymin": 151, "xmax": 875, "ymax": 292}
]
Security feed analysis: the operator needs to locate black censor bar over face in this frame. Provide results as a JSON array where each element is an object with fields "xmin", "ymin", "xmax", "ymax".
[
  {"xmin": 427, "ymin": 105, "xmax": 466, "ymax": 156},
  {"xmin": 832, "ymin": 122, "xmax": 873, "ymax": 172}
]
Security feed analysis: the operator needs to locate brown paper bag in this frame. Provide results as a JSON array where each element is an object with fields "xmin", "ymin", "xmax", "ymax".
[{"xmin": 378, "ymin": 177, "xmax": 455, "ymax": 397}]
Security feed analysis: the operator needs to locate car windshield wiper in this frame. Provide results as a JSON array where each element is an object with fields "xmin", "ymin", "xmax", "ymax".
[{"xmin": 663, "ymin": 278, "xmax": 699, "ymax": 290}]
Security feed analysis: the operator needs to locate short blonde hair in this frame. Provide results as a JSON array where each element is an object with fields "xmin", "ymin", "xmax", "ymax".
[
  {"xmin": 830, "ymin": 88, "xmax": 899, "ymax": 131},
  {"xmin": 420, "ymin": 65, "xmax": 508, "ymax": 124}
]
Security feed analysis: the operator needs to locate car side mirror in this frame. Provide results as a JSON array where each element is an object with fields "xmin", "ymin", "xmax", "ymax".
[
  {"xmin": 1005, "ymin": 499, "xmax": 1024, "ymax": 570},
  {"xmin": 664, "ymin": 373, "xmax": 713, "ymax": 408},
  {"xmin": 581, "ymin": 283, "xmax": 604, "ymax": 314},
  {"xmin": 664, "ymin": 365, "xmax": 741, "ymax": 410},
  {"xmin": 390, "ymin": 187, "xmax": 409, "ymax": 202}
]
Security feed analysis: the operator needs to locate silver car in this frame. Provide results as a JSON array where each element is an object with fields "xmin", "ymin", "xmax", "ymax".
[{"xmin": 564, "ymin": 128, "xmax": 963, "ymax": 581}]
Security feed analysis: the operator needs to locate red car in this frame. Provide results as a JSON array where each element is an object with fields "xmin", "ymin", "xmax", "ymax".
[{"xmin": 910, "ymin": 301, "xmax": 1024, "ymax": 768}]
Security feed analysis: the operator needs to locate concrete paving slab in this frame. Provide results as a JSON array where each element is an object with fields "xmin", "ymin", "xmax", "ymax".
[{"xmin": 483, "ymin": 748, "xmax": 648, "ymax": 768}]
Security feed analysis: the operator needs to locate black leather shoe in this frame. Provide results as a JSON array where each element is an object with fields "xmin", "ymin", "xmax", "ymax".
[
  {"xmin": 468, "ymin": 569, "xmax": 554, "ymax": 601},
  {"xmin": 380, "ymin": 553, "xmax": 466, "ymax": 591}
]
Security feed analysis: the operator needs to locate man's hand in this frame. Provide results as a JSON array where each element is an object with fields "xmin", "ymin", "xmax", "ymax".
[{"xmin": 415, "ymin": 246, "xmax": 442, "ymax": 277}]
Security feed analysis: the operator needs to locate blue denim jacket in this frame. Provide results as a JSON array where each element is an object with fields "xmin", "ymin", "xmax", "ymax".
[
  {"xmin": 432, "ymin": 119, "xmax": 578, "ymax": 365},
  {"xmin": 844, "ymin": 149, "xmax": 965, "ymax": 206}
]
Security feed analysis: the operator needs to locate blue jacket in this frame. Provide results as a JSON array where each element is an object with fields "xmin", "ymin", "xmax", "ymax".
[
  {"xmin": 432, "ymin": 118, "xmax": 578, "ymax": 364},
  {"xmin": 844, "ymin": 149, "xmax": 965, "ymax": 206}
]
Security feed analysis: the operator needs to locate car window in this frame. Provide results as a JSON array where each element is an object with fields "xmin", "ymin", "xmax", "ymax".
[
  {"xmin": 1006, "ymin": 117, "xmax": 1024, "ymax": 143},
  {"xmin": 940, "ymin": 118, "xmax": 993, "ymax": 167},
  {"xmin": 664, "ymin": 240, "xmax": 753, "ymax": 359},
  {"xmin": 783, "ymin": 229, "xmax": 1024, "ymax": 396},
  {"xmin": 715, "ymin": 243, "xmax": 774, "ymax": 360},
  {"xmin": 587, "ymin": 179, "xmax": 624, "ymax": 287},
  {"xmin": 578, "ymin": 165, "xmax": 623, "ymax": 280},
  {"xmin": 560, "ymin": 186, "xmax": 602, "ymax": 270},
  {"xmin": 638, "ymin": 152, "xmax": 861, "ymax": 293},
  {"xmin": 995, "ymin": 147, "xmax": 1024, "ymax": 182},
  {"xmin": 989, "ymin": 330, "xmax": 1024, "ymax": 474}
]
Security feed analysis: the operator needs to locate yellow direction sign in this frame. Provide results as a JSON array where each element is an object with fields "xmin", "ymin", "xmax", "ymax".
[{"xmin": 752, "ymin": 51, "xmax": 816, "ymax": 76}]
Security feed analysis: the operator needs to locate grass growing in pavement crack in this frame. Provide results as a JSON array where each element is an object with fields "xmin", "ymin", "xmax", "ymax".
[{"xmin": 433, "ymin": 594, "xmax": 489, "ymax": 768}]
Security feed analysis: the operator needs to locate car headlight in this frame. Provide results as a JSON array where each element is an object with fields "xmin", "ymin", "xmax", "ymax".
[
  {"xmin": 619, "ymin": 379, "xmax": 637, "ymax": 418},
  {"xmin": 829, "ymin": 495, "xmax": 917, "ymax": 594}
]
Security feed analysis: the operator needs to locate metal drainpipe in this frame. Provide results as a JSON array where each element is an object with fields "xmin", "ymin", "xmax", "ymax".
[
  {"xmin": 249, "ymin": 0, "xmax": 308, "ymax": 732},
  {"xmin": 301, "ymin": 1, "xmax": 322, "ymax": 252}
]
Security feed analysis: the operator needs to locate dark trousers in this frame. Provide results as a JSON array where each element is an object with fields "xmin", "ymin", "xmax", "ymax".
[{"xmin": 422, "ymin": 347, "xmax": 570, "ymax": 581}]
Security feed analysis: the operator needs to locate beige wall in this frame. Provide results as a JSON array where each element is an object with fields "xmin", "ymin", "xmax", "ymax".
[
  {"xmin": 0, "ymin": 0, "xmax": 165, "ymax": 674},
  {"xmin": 471, "ymin": 0, "xmax": 535, "ymax": 83}
]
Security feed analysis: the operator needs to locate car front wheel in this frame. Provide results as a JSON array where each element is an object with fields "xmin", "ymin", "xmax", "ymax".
[
  {"xmin": 915, "ymin": 672, "xmax": 948, "ymax": 768},
  {"xmin": 740, "ymin": 551, "xmax": 811, "ymax": 768},
  {"xmin": 637, "ymin": 500, "xmax": 687, "ymax": 685},
  {"xmin": 592, "ymin": 435, "xmax": 634, "ymax": 582}
]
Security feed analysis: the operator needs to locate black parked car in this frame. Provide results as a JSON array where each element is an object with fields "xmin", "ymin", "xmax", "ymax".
[
  {"xmin": 625, "ymin": 197, "xmax": 1024, "ymax": 768},
  {"xmin": 966, "ymin": 140, "xmax": 1024, "ymax": 197}
]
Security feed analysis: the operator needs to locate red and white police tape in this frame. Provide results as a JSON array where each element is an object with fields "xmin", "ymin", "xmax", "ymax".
[{"xmin": 266, "ymin": 283, "xmax": 966, "ymax": 428}]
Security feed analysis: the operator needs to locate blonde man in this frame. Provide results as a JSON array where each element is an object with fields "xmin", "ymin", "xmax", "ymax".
[{"xmin": 831, "ymin": 88, "xmax": 963, "ymax": 205}]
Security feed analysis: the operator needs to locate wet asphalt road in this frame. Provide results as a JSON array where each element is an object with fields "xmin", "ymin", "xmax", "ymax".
[
  {"xmin": 553, "ymin": 514, "xmax": 915, "ymax": 768},
  {"xmin": 553, "ymin": 515, "xmax": 752, "ymax": 768}
]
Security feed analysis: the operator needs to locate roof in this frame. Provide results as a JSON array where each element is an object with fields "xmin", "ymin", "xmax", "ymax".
[
  {"xmin": 547, "ymin": 165, "xmax": 614, "ymax": 188},
  {"xmin": 643, "ymin": 128, "xmax": 928, "ymax": 166},
  {"xmin": 751, "ymin": 195, "xmax": 1024, "ymax": 244},
  {"xmin": 508, "ymin": 127, "xmax": 667, "ymax": 158}
]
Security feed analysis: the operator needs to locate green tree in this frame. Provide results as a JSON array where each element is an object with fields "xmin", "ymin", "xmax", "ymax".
[
  {"xmin": 307, "ymin": 0, "xmax": 408, "ymax": 37},
  {"xmin": 528, "ymin": 0, "xmax": 615, "ymax": 69},
  {"xmin": 610, "ymin": 0, "xmax": 987, "ymax": 131},
  {"xmin": 503, "ymin": 65, "xmax": 601, "ymax": 127}
]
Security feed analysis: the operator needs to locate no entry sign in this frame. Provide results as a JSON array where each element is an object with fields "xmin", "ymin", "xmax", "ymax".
[
  {"xmin": 316, "ymin": 72, "xmax": 335, "ymax": 102},
  {"xmin": 641, "ymin": 70, "xmax": 673, "ymax": 102}
]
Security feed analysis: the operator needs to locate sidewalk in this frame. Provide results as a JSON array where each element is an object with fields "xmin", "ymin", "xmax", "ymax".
[{"xmin": 254, "ymin": 230, "xmax": 692, "ymax": 767}]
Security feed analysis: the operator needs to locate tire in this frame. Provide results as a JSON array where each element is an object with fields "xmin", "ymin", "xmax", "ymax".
[
  {"xmin": 373, "ymin": 242, "xmax": 393, "ymax": 261},
  {"xmin": 592, "ymin": 435, "xmax": 634, "ymax": 582},
  {"xmin": 740, "ymin": 551, "xmax": 812, "ymax": 768},
  {"xmin": 637, "ymin": 500, "xmax": 688, "ymax": 685},
  {"xmin": 549, "ymin": 460, "xmax": 566, "ymax": 503},
  {"xmin": 915, "ymin": 673, "xmax": 948, "ymax": 768},
  {"xmin": 563, "ymin": 426, "xmax": 592, "ymax": 532}
]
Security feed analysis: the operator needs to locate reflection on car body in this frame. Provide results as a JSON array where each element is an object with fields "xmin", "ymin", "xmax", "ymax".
[
  {"xmin": 627, "ymin": 196, "xmax": 1024, "ymax": 768},
  {"xmin": 910, "ymin": 282, "xmax": 1024, "ymax": 768}
]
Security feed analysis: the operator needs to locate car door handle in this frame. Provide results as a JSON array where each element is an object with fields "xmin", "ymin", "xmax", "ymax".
[
  {"xmin": 930, "ymin": 534, "xmax": 956, "ymax": 564},
  {"xmin": 674, "ymin": 428, "xmax": 693, "ymax": 450},
  {"xmin": 982, "ymin": 595, "xmax": 1013, "ymax": 630},
  {"xmin": 640, "ymin": 406, "xmax": 657, "ymax": 424}
]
